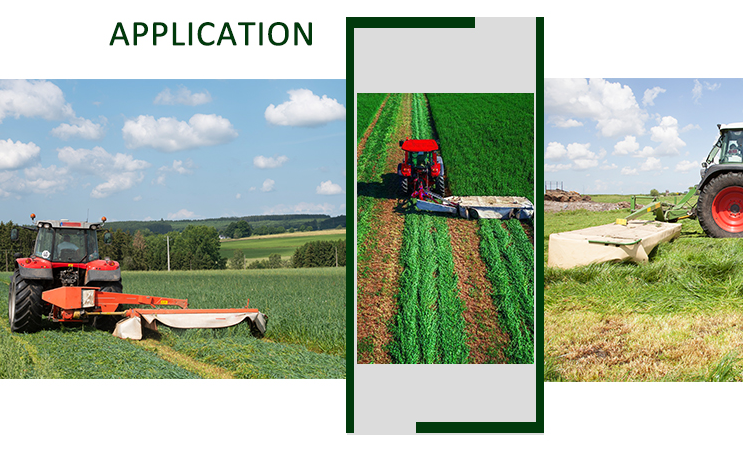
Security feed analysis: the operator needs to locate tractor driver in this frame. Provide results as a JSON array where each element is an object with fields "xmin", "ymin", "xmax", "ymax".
[{"xmin": 56, "ymin": 233, "xmax": 79, "ymax": 259}]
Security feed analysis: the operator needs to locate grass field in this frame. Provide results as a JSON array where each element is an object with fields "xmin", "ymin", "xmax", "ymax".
[
  {"xmin": 544, "ymin": 207, "xmax": 743, "ymax": 381},
  {"xmin": 219, "ymin": 229, "xmax": 346, "ymax": 262},
  {"xmin": 0, "ymin": 268, "xmax": 345, "ymax": 379}
]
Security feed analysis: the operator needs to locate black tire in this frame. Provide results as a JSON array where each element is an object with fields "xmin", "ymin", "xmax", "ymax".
[
  {"xmin": 8, "ymin": 270, "xmax": 44, "ymax": 333},
  {"xmin": 435, "ymin": 175, "xmax": 445, "ymax": 196},
  {"xmin": 88, "ymin": 281, "xmax": 123, "ymax": 331},
  {"xmin": 698, "ymin": 172, "xmax": 743, "ymax": 238},
  {"xmin": 400, "ymin": 176, "xmax": 410, "ymax": 196}
]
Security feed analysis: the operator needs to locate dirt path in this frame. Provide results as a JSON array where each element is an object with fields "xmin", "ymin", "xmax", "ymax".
[
  {"xmin": 356, "ymin": 94, "xmax": 412, "ymax": 364},
  {"xmin": 448, "ymin": 219, "xmax": 509, "ymax": 363},
  {"xmin": 132, "ymin": 338, "xmax": 234, "ymax": 379},
  {"xmin": 357, "ymin": 94, "xmax": 390, "ymax": 160}
]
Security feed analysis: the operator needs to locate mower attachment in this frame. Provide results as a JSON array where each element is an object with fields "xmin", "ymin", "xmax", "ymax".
[
  {"xmin": 414, "ymin": 189, "xmax": 534, "ymax": 221},
  {"xmin": 41, "ymin": 286, "xmax": 267, "ymax": 340}
]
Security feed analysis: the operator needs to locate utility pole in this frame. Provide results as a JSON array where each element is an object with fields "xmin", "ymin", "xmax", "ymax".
[{"xmin": 167, "ymin": 235, "xmax": 171, "ymax": 272}]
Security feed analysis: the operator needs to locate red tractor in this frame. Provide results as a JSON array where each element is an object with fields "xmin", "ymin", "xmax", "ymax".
[
  {"xmin": 8, "ymin": 215, "xmax": 121, "ymax": 332},
  {"xmin": 397, "ymin": 139, "xmax": 445, "ymax": 196}
]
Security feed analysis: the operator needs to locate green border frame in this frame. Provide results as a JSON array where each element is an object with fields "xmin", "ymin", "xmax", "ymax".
[{"xmin": 346, "ymin": 16, "xmax": 544, "ymax": 434}]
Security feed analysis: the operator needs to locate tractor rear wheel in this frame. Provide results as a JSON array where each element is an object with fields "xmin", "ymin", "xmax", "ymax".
[
  {"xmin": 400, "ymin": 176, "xmax": 410, "ymax": 196},
  {"xmin": 88, "ymin": 281, "xmax": 123, "ymax": 331},
  {"xmin": 8, "ymin": 270, "xmax": 44, "ymax": 333},
  {"xmin": 698, "ymin": 172, "xmax": 743, "ymax": 238},
  {"xmin": 435, "ymin": 175, "xmax": 445, "ymax": 196}
]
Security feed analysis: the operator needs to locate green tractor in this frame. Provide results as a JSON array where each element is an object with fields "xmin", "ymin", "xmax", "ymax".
[{"xmin": 697, "ymin": 123, "xmax": 743, "ymax": 237}]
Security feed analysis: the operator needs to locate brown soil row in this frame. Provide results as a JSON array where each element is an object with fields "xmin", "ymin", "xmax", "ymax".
[
  {"xmin": 356, "ymin": 94, "xmax": 412, "ymax": 364},
  {"xmin": 356, "ymin": 94, "xmax": 391, "ymax": 160},
  {"xmin": 448, "ymin": 219, "xmax": 509, "ymax": 363}
]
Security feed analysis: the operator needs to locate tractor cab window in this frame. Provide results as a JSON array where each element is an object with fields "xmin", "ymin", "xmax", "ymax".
[
  {"xmin": 34, "ymin": 228, "xmax": 54, "ymax": 260},
  {"xmin": 410, "ymin": 151, "xmax": 432, "ymax": 167},
  {"xmin": 721, "ymin": 130, "xmax": 743, "ymax": 163},
  {"xmin": 34, "ymin": 228, "xmax": 99, "ymax": 262}
]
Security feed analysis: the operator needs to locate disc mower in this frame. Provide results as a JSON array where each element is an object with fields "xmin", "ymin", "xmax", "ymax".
[
  {"xmin": 397, "ymin": 138, "xmax": 534, "ymax": 221},
  {"xmin": 7, "ymin": 215, "xmax": 267, "ymax": 340}
]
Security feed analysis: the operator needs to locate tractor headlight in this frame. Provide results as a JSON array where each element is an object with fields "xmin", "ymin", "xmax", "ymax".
[{"xmin": 82, "ymin": 289, "xmax": 96, "ymax": 308}]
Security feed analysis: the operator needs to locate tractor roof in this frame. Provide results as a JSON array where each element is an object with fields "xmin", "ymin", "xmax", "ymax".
[
  {"xmin": 35, "ymin": 219, "xmax": 104, "ymax": 230},
  {"xmin": 401, "ymin": 139, "xmax": 439, "ymax": 152},
  {"xmin": 720, "ymin": 123, "xmax": 743, "ymax": 131}
]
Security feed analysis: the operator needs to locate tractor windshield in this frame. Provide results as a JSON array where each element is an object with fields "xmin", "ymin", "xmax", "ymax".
[
  {"xmin": 34, "ymin": 228, "xmax": 99, "ymax": 263},
  {"xmin": 721, "ymin": 130, "xmax": 743, "ymax": 163},
  {"xmin": 409, "ymin": 151, "xmax": 433, "ymax": 167}
]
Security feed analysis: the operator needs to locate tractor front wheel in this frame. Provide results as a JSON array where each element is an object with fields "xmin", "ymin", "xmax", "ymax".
[
  {"xmin": 400, "ymin": 176, "xmax": 410, "ymax": 196},
  {"xmin": 435, "ymin": 175, "xmax": 445, "ymax": 196},
  {"xmin": 698, "ymin": 172, "xmax": 743, "ymax": 238},
  {"xmin": 8, "ymin": 270, "xmax": 44, "ymax": 333}
]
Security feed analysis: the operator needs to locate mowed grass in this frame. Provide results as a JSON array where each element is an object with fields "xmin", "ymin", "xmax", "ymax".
[
  {"xmin": 545, "ymin": 208, "xmax": 743, "ymax": 381},
  {"xmin": 219, "ymin": 229, "xmax": 346, "ymax": 261},
  {"xmin": 0, "ymin": 269, "xmax": 346, "ymax": 379}
]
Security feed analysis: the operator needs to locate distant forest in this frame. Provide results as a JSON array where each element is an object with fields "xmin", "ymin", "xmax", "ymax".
[{"xmin": 104, "ymin": 214, "xmax": 346, "ymax": 235}]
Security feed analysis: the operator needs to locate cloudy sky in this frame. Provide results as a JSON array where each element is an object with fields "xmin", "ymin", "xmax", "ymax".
[
  {"xmin": 0, "ymin": 79, "xmax": 345, "ymax": 224},
  {"xmin": 544, "ymin": 78, "xmax": 742, "ymax": 195}
]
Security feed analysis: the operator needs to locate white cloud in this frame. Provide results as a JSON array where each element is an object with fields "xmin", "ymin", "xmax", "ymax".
[
  {"xmin": 547, "ymin": 116, "xmax": 583, "ymax": 128},
  {"xmin": 263, "ymin": 202, "xmax": 337, "ymax": 214},
  {"xmin": 167, "ymin": 209, "xmax": 197, "ymax": 220},
  {"xmin": 249, "ymin": 186, "xmax": 256, "ymax": 192},
  {"xmin": 261, "ymin": 178, "xmax": 275, "ymax": 192},
  {"xmin": 675, "ymin": 160, "xmax": 698, "ymax": 173},
  {"xmin": 642, "ymin": 87, "xmax": 666, "ymax": 106},
  {"xmin": 133, "ymin": 195, "xmax": 142, "ymax": 201},
  {"xmin": 692, "ymin": 79, "xmax": 721, "ymax": 104},
  {"xmin": 23, "ymin": 164, "xmax": 70, "ymax": 194},
  {"xmin": 544, "ymin": 163, "xmax": 571, "ymax": 172},
  {"xmin": 621, "ymin": 167, "xmax": 639, "ymax": 176},
  {"xmin": 0, "ymin": 80, "xmax": 74, "ymax": 123},
  {"xmin": 600, "ymin": 163, "xmax": 618, "ymax": 170},
  {"xmin": 57, "ymin": 146, "xmax": 151, "ymax": 198},
  {"xmin": 544, "ymin": 78, "xmax": 648, "ymax": 137},
  {"xmin": 154, "ymin": 86, "xmax": 212, "ymax": 106},
  {"xmin": 265, "ymin": 89, "xmax": 346, "ymax": 127},
  {"xmin": 566, "ymin": 142, "xmax": 601, "ymax": 170},
  {"xmin": 640, "ymin": 157, "xmax": 662, "ymax": 172},
  {"xmin": 316, "ymin": 180, "xmax": 343, "ymax": 195},
  {"xmin": 51, "ymin": 116, "xmax": 107, "ymax": 140},
  {"xmin": 154, "ymin": 160, "xmax": 194, "ymax": 185},
  {"xmin": 648, "ymin": 116, "xmax": 686, "ymax": 157},
  {"xmin": 122, "ymin": 113, "xmax": 238, "ymax": 151},
  {"xmin": 0, "ymin": 139, "xmax": 41, "ymax": 170},
  {"xmin": 681, "ymin": 124, "xmax": 701, "ymax": 133},
  {"xmin": 545, "ymin": 142, "xmax": 567, "ymax": 160},
  {"xmin": 236, "ymin": 193, "xmax": 241, "ymax": 199},
  {"xmin": 613, "ymin": 135, "xmax": 640, "ymax": 156},
  {"xmin": 253, "ymin": 155, "xmax": 289, "ymax": 169}
]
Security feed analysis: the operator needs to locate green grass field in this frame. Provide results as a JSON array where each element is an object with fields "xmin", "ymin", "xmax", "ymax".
[
  {"xmin": 544, "ymin": 208, "xmax": 743, "ymax": 381},
  {"xmin": 0, "ymin": 268, "xmax": 345, "ymax": 379},
  {"xmin": 219, "ymin": 229, "xmax": 346, "ymax": 261}
]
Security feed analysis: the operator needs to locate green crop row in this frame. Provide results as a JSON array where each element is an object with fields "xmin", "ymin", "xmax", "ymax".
[
  {"xmin": 427, "ymin": 93, "xmax": 534, "ymax": 202},
  {"xmin": 357, "ymin": 93, "xmax": 389, "ymax": 143},
  {"xmin": 357, "ymin": 93, "xmax": 402, "ymax": 252},
  {"xmin": 391, "ymin": 213, "xmax": 468, "ymax": 364},
  {"xmin": 478, "ymin": 220, "xmax": 534, "ymax": 364},
  {"xmin": 411, "ymin": 93, "xmax": 435, "ymax": 140}
]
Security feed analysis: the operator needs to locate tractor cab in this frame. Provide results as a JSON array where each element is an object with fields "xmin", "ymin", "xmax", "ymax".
[{"xmin": 705, "ymin": 123, "xmax": 743, "ymax": 166}]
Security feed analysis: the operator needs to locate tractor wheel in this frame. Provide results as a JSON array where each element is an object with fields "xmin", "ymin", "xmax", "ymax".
[
  {"xmin": 88, "ymin": 281, "xmax": 123, "ymax": 331},
  {"xmin": 698, "ymin": 172, "xmax": 743, "ymax": 238},
  {"xmin": 435, "ymin": 175, "xmax": 445, "ymax": 196},
  {"xmin": 400, "ymin": 176, "xmax": 410, "ymax": 196},
  {"xmin": 8, "ymin": 270, "xmax": 44, "ymax": 333}
]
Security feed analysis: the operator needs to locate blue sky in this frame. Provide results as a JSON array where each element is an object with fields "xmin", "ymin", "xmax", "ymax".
[
  {"xmin": 544, "ymin": 78, "xmax": 741, "ymax": 195},
  {"xmin": 0, "ymin": 79, "xmax": 346, "ymax": 224}
]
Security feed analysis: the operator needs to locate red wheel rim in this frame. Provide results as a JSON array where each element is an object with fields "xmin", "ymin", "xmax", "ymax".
[{"xmin": 712, "ymin": 186, "xmax": 743, "ymax": 232}]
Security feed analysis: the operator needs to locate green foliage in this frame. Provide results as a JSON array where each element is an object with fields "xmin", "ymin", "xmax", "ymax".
[
  {"xmin": 291, "ymin": 240, "xmax": 345, "ymax": 268},
  {"xmin": 650, "ymin": 188, "xmax": 660, "ymax": 197},
  {"xmin": 428, "ymin": 93, "xmax": 534, "ymax": 201},
  {"xmin": 357, "ymin": 93, "xmax": 388, "ymax": 143},
  {"xmin": 219, "ymin": 230, "xmax": 346, "ymax": 261},
  {"xmin": 224, "ymin": 220, "xmax": 253, "ymax": 239},
  {"xmin": 230, "ymin": 249, "xmax": 245, "ymax": 270},
  {"xmin": 411, "ymin": 93, "xmax": 435, "ymax": 140},
  {"xmin": 390, "ymin": 214, "xmax": 468, "ymax": 364},
  {"xmin": 478, "ymin": 220, "xmax": 534, "ymax": 364}
]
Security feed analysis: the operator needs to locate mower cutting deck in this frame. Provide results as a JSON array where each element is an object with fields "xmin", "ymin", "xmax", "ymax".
[
  {"xmin": 414, "ymin": 189, "xmax": 534, "ymax": 220},
  {"xmin": 41, "ymin": 286, "xmax": 267, "ymax": 340}
]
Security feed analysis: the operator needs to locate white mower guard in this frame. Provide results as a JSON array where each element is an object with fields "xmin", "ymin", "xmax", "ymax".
[{"xmin": 113, "ymin": 310, "xmax": 268, "ymax": 340}]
